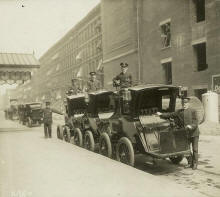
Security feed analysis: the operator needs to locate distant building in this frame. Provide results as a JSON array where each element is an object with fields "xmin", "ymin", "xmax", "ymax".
[
  {"xmin": 101, "ymin": 0, "xmax": 220, "ymax": 99},
  {"xmin": 32, "ymin": 4, "xmax": 102, "ymax": 106}
]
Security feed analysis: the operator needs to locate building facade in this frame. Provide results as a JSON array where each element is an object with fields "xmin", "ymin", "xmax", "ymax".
[
  {"xmin": 15, "ymin": 4, "xmax": 102, "ymax": 110},
  {"xmin": 102, "ymin": 0, "xmax": 220, "ymax": 99}
]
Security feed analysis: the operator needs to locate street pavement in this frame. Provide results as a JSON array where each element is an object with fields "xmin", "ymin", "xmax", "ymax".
[{"xmin": 0, "ymin": 112, "xmax": 219, "ymax": 197}]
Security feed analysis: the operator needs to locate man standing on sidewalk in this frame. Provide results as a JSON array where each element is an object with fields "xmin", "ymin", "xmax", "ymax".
[
  {"xmin": 158, "ymin": 97, "xmax": 200, "ymax": 170},
  {"xmin": 43, "ymin": 101, "xmax": 63, "ymax": 138}
]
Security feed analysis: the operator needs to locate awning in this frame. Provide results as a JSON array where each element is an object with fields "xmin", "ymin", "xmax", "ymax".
[{"xmin": 0, "ymin": 53, "xmax": 40, "ymax": 85}]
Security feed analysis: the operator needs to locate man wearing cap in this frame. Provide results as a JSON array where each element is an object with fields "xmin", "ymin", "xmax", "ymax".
[
  {"xmin": 157, "ymin": 97, "xmax": 200, "ymax": 170},
  {"xmin": 42, "ymin": 101, "xmax": 63, "ymax": 138},
  {"xmin": 67, "ymin": 78, "xmax": 82, "ymax": 95},
  {"xmin": 113, "ymin": 62, "xmax": 132, "ymax": 89},
  {"xmin": 87, "ymin": 71, "xmax": 102, "ymax": 92}
]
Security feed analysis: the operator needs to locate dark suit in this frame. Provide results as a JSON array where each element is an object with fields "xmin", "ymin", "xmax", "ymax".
[
  {"xmin": 43, "ymin": 107, "xmax": 63, "ymax": 138},
  {"xmin": 161, "ymin": 108, "xmax": 200, "ymax": 167},
  {"xmin": 87, "ymin": 79, "xmax": 101, "ymax": 92},
  {"xmin": 113, "ymin": 72, "xmax": 132, "ymax": 89}
]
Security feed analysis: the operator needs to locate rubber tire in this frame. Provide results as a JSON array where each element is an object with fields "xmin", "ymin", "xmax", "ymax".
[
  {"xmin": 63, "ymin": 126, "xmax": 71, "ymax": 143},
  {"xmin": 28, "ymin": 118, "xmax": 32, "ymax": 128},
  {"xmin": 59, "ymin": 125, "xmax": 64, "ymax": 140},
  {"xmin": 99, "ymin": 133, "xmax": 112, "ymax": 158},
  {"xmin": 169, "ymin": 155, "xmax": 184, "ymax": 165},
  {"xmin": 116, "ymin": 137, "xmax": 135, "ymax": 167},
  {"xmin": 73, "ymin": 128, "xmax": 83, "ymax": 147},
  {"xmin": 84, "ymin": 130, "xmax": 95, "ymax": 151},
  {"xmin": 57, "ymin": 125, "xmax": 62, "ymax": 139}
]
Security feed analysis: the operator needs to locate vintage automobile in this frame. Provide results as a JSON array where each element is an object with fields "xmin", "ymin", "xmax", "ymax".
[
  {"xmin": 82, "ymin": 90, "xmax": 114, "ymax": 151},
  {"xmin": 98, "ymin": 84, "xmax": 191, "ymax": 166},
  {"xmin": 57, "ymin": 93, "xmax": 87, "ymax": 142},
  {"xmin": 18, "ymin": 104, "xmax": 25, "ymax": 124},
  {"xmin": 4, "ymin": 99, "xmax": 18, "ymax": 120},
  {"xmin": 57, "ymin": 90, "xmax": 115, "ymax": 153},
  {"xmin": 22, "ymin": 102, "xmax": 43, "ymax": 127}
]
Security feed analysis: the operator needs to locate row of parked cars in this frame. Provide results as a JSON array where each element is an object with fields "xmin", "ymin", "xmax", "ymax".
[
  {"xmin": 57, "ymin": 84, "xmax": 191, "ymax": 167},
  {"xmin": 17, "ymin": 102, "xmax": 43, "ymax": 127}
]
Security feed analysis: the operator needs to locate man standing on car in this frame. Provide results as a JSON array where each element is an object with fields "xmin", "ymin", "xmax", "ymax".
[
  {"xmin": 67, "ymin": 78, "xmax": 82, "ymax": 95},
  {"xmin": 157, "ymin": 97, "xmax": 200, "ymax": 170},
  {"xmin": 113, "ymin": 62, "xmax": 132, "ymax": 89},
  {"xmin": 87, "ymin": 71, "xmax": 102, "ymax": 92},
  {"xmin": 43, "ymin": 101, "xmax": 63, "ymax": 138}
]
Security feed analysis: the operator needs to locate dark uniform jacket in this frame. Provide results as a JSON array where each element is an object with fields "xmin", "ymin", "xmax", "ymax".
[
  {"xmin": 67, "ymin": 86, "xmax": 82, "ymax": 95},
  {"xmin": 43, "ymin": 108, "xmax": 63, "ymax": 124},
  {"xmin": 160, "ymin": 108, "xmax": 200, "ymax": 137},
  {"xmin": 113, "ymin": 72, "xmax": 132, "ymax": 89},
  {"xmin": 87, "ymin": 79, "xmax": 101, "ymax": 92}
]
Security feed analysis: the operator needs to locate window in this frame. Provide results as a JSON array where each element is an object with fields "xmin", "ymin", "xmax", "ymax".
[
  {"xmin": 194, "ymin": 88, "xmax": 207, "ymax": 101},
  {"xmin": 160, "ymin": 22, "xmax": 171, "ymax": 48},
  {"xmin": 162, "ymin": 62, "xmax": 172, "ymax": 85},
  {"xmin": 193, "ymin": 42, "xmax": 207, "ymax": 71},
  {"xmin": 195, "ymin": 0, "xmax": 205, "ymax": 22}
]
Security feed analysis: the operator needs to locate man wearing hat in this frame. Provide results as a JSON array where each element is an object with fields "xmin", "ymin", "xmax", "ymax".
[
  {"xmin": 67, "ymin": 78, "xmax": 82, "ymax": 95},
  {"xmin": 87, "ymin": 71, "xmax": 101, "ymax": 92},
  {"xmin": 113, "ymin": 62, "xmax": 132, "ymax": 89},
  {"xmin": 157, "ymin": 97, "xmax": 200, "ymax": 170},
  {"xmin": 42, "ymin": 101, "xmax": 63, "ymax": 138}
]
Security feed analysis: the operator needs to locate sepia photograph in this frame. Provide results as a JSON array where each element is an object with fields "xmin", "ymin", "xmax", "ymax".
[{"xmin": 0, "ymin": 0, "xmax": 220, "ymax": 196}]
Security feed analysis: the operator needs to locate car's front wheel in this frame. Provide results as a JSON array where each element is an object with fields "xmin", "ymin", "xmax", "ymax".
[
  {"xmin": 73, "ymin": 128, "xmax": 83, "ymax": 147},
  {"xmin": 116, "ymin": 137, "xmax": 135, "ymax": 166},
  {"xmin": 63, "ymin": 126, "xmax": 71, "ymax": 142},
  {"xmin": 99, "ymin": 133, "xmax": 112, "ymax": 158},
  {"xmin": 84, "ymin": 130, "xmax": 95, "ymax": 151}
]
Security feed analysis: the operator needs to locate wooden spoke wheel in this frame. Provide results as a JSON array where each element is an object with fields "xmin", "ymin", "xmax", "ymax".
[
  {"xmin": 57, "ymin": 125, "xmax": 63, "ymax": 140},
  {"xmin": 73, "ymin": 128, "xmax": 83, "ymax": 147},
  {"xmin": 116, "ymin": 137, "xmax": 135, "ymax": 166},
  {"xmin": 28, "ymin": 118, "xmax": 33, "ymax": 127},
  {"xmin": 99, "ymin": 133, "xmax": 112, "ymax": 158},
  {"xmin": 63, "ymin": 126, "xmax": 71, "ymax": 142},
  {"xmin": 169, "ymin": 155, "xmax": 184, "ymax": 165},
  {"xmin": 84, "ymin": 130, "xmax": 95, "ymax": 151}
]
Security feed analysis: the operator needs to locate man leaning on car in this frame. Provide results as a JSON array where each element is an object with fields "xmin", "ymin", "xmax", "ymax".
[{"xmin": 157, "ymin": 97, "xmax": 200, "ymax": 170}]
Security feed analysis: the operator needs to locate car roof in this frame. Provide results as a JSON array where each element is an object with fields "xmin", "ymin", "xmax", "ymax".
[
  {"xmin": 66, "ymin": 93, "xmax": 85, "ymax": 99},
  {"xmin": 25, "ymin": 102, "xmax": 42, "ymax": 105},
  {"xmin": 89, "ymin": 89, "xmax": 113, "ymax": 95},
  {"xmin": 129, "ymin": 84, "xmax": 179, "ymax": 91}
]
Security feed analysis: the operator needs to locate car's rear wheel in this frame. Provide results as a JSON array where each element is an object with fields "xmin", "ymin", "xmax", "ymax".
[
  {"xmin": 63, "ymin": 126, "xmax": 71, "ymax": 142},
  {"xmin": 28, "ymin": 118, "xmax": 32, "ymax": 127},
  {"xmin": 99, "ymin": 133, "xmax": 112, "ymax": 158},
  {"xmin": 84, "ymin": 130, "xmax": 95, "ymax": 151},
  {"xmin": 169, "ymin": 155, "xmax": 184, "ymax": 164},
  {"xmin": 116, "ymin": 137, "xmax": 135, "ymax": 166},
  {"xmin": 73, "ymin": 128, "xmax": 83, "ymax": 147},
  {"xmin": 57, "ymin": 125, "xmax": 63, "ymax": 139}
]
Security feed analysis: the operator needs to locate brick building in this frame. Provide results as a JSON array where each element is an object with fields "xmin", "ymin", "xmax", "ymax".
[{"xmin": 101, "ymin": 0, "xmax": 220, "ymax": 99}]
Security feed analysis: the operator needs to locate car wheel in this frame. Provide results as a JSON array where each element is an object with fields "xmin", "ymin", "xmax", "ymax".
[
  {"xmin": 58, "ymin": 125, "xmax": 64, "ymax": 140},
  {"xmin": 116, "ymin": 137, "xmax": 135, "ymax": 166},
  {"xmin": 99, "ymin": 133, "xmax": 112, "ymax": 158},
  {"xmin": 73, "ymin": 128, "xmax": 83, "ymax": 147},
  {"xmin": 169, "ymin": 155, "xmax": 184, "ymax": 165},
  {"xmin": 84, "ymin": 130, "xmax": 95, "ymax": 151},
  {"xmin": 28, "ymin": 118, "xmax": 32, "ymax": 127},
  {"xmin": 63, "ymin": 126, "xmax": 71, "ymax": 143},
  {"xmin": 57, "ymin": 125, "xmax": 61, "ymax": 139}
]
